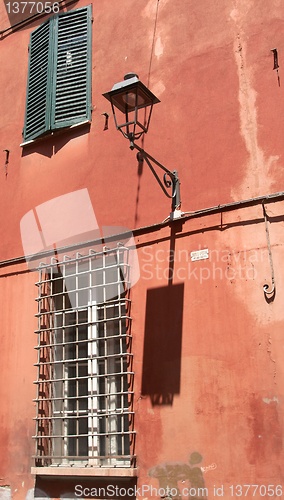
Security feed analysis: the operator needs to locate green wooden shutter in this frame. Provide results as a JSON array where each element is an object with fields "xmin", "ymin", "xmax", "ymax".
[
  {"xmin": 51, "ymin": 6, "xmax": 92, "ymax": 129},
  {"xmin": 23, "ymin": 6, "xmax": 92, "ymax": 143},
  {"xmin": 23, "ymin": 20, "xmax": 53, "ymax": 142}
]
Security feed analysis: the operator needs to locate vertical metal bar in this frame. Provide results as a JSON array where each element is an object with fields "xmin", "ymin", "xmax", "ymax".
[
  {"xmin": 88, "ymin": 301, "xmax": 99, "ymax": 464},
  {"xmin": 76, "ymin": 306, "xmax": 79, "ymax": 459},
  {"xmin": 63, "ymin": 261, "xmax": 68, "ymax": 462}
]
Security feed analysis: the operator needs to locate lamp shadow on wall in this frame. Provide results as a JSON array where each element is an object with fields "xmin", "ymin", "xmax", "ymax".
[{"xmin": 141, "ymin": 282, "xmax": 184, "ymax": 406}]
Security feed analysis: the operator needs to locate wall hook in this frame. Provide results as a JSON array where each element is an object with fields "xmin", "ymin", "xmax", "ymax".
[
  {"xmin": 101, "ymin": 112, "xmax": 109, "ymax": 131},
  {"xmin": 3, "ymin": 149, "xmax": 9, "ymax": 177},
  {"xmin": 271, "ymin": 48, "xmax": 280, "ymax": 86}
]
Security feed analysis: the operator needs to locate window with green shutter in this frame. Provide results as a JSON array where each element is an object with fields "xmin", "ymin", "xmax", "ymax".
[{"xmin": 23, "ymin": 5, "xmax": 92, "ymax": 143}]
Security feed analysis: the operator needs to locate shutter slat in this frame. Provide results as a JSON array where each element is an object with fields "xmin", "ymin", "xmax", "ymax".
[
  {"xmin": 56, "ymin": 90, "xmax": 87, "ymax": 99},
  {"xmin": 56, "ymin": 73, "xmax": 88, "ymax": 84},
  {"xmin": 56, "ymin": 92, "xmax": 87, "ymax": 102},
  {"xmin": 54, "ymin": 99, "xmax": 87, "ymax": 111}
]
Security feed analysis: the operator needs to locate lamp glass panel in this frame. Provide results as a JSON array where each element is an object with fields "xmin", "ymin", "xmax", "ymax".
[
  {"xmin": 122, "ymin": 92, "xmax": 145, "ymax": 109},
  {"xmin": 111, "ymin": 86, "xmax": 154, "ymax": 114}
]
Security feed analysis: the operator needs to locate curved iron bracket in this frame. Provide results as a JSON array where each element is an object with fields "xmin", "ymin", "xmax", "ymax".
[{"xmin": 130, "ymin": 141, "xmax": 181, "ymax": 218}]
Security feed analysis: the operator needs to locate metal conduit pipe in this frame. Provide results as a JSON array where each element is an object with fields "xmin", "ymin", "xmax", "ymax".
[{"xmin": 0, "ymin": 189, "xmax": 284, "ymax": 270}]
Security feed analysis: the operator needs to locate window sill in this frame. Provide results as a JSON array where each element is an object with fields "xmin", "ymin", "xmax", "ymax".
[
  {"xmin": 20, "ymin": 120, "xmax": 91, "ymax": 147},
  {"xmin": 31, "ymin": 467, "xmax": 138, "ymax": 477}
]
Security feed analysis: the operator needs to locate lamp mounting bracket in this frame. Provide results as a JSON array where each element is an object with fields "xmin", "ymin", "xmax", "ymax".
[{"xmin": 129, "ymin": 141, "xmax": 181, "ymax": 218}]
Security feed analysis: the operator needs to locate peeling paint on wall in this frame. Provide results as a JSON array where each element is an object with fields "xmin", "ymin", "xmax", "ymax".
[
  {"xmin": 230, "ymin": 7, "xmax": 279, "ymax": 199},
  {"xmin": 263, "ymin": 396, "xmax": 279, "ymax": 404},
  {"xmin": 155, "ymin": 36, "xmax": 164, "ymax": 58}
]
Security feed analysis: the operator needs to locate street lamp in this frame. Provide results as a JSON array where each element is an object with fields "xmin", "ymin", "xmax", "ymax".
[{"xmin": 103, "ymin": 73, "xmax": 181, "ymax": 220}]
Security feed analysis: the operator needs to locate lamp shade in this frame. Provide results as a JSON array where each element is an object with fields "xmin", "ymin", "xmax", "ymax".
[
  {"xmin": 103, "ymin": 74, "xmax": 160, "ymax": 141},
  {"xmin": 103, "ymin": 74, "xmax": 160, "ymax": 113}
]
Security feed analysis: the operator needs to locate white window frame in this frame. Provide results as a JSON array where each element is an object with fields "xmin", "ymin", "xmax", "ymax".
[{"xmin": 34, "ymin": 246, "xmax": 135, "ymax": 468}]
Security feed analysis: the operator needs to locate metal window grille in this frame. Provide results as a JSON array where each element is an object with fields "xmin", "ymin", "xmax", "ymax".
[{"xmin": 34, "ymin": 245, "xmax": 135, "ymax": 467}]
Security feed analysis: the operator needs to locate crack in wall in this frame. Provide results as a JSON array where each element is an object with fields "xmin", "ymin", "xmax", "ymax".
[{"xmin": 266, "ymin": 333, "xmax": 277, "ymax": 381}]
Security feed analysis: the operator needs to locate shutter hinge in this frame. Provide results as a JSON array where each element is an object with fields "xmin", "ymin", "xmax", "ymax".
[{"xmin": 91, "ymin": 17, "xmax": 94, "ymax": 23}]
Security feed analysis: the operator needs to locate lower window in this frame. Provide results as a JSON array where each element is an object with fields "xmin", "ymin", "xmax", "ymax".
[{"xmin": 34, "ymin": 245, "xmax": 135, "ymax": 467}]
